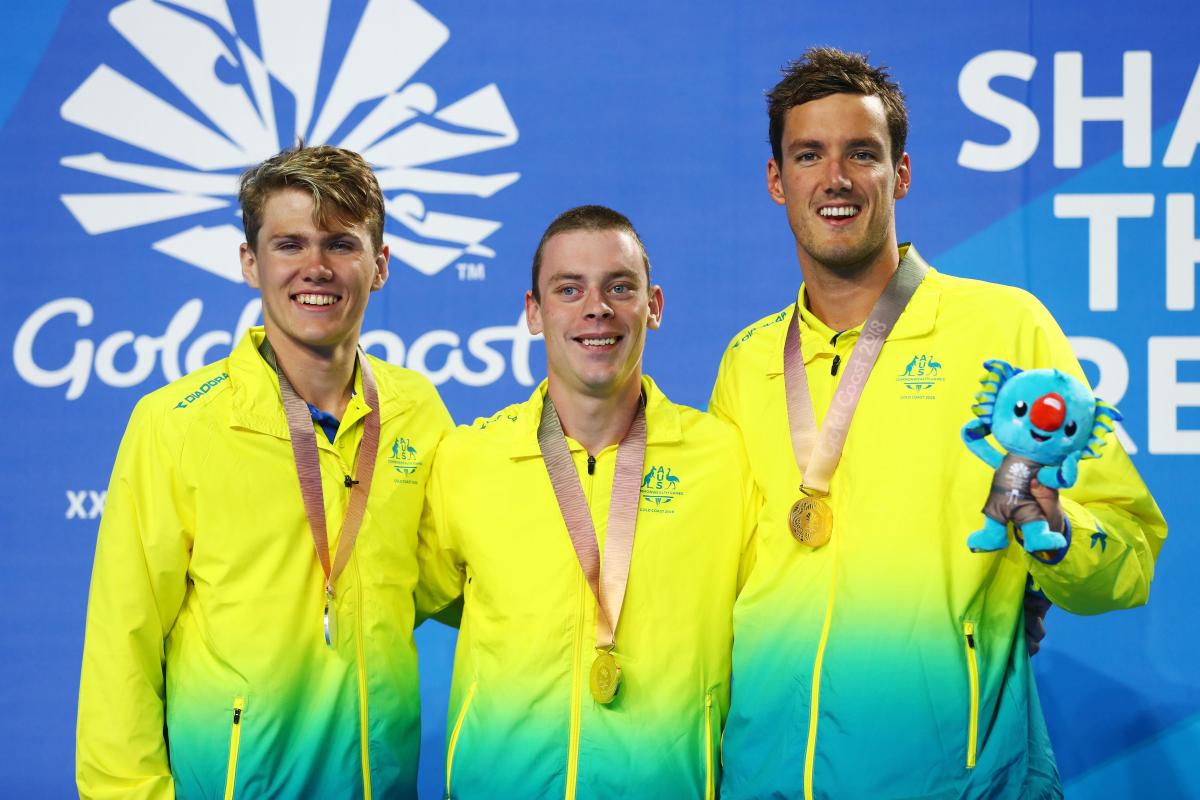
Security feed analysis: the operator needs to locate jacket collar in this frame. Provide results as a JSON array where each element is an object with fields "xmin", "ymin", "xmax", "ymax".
[
  {"xmin": 766, "ymin": 243, "xmax": 940, "ymax": 376},
  {"xmin": 227, "ymin": 327, "xmax": 412, "ymax": 440},
  {"xmin": 509, "ymin": 375, "xmax": 682, "ymax": 460}
]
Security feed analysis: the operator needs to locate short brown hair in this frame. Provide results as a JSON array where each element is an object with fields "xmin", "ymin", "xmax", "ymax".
[
  {"xmin": 768, "ymin": 47, "xmax": 908, "ymax": 168},
  {"xmin": 530, "ymin": 205, "xmax": 650, "ymax": 301},
  {"xmin": 238, "ymin": 144, "xmax": 385, "ymax": 251}
]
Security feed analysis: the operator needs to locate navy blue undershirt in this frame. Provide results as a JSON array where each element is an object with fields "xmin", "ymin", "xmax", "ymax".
[{"xmin": 307, "ymin": 403, "xmax": 340, "ymax": 444}]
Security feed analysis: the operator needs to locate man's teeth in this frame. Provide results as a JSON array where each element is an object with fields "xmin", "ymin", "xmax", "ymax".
[
  {"xmin": 819, "ymin": 206, "xmax": 859, "ymax": 218},
  {"xmin": 295, "ymin": 294, "xmax": 338, "ymax": 306},
  {"xmin": 581, "ymin": 337, "xmax": 617, "ymax": 346}
]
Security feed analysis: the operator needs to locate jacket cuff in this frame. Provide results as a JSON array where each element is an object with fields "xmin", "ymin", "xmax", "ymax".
[{"xmin": 1029, "ymin": 517, "xmax": 1072, "ymax": 566}]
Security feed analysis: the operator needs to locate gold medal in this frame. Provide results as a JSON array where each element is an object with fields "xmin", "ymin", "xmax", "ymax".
[
  {"xmin": 789, "ymin": 494, "xmax": 833, "ymax": 547},
  {"xmin": 589, "ymin": 650, "xmax": 622, "ymax": 704}
]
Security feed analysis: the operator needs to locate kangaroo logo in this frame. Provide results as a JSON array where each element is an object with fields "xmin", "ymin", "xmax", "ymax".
[
  {"xmin": 640, "ymin": 465, "xmax": 684, "ymax": 513},
  {"xmin": 897, "ymin": 353, "xmax": 946, "ymax": 397},
  {"xmin": 387, "ymin": 435, "xmax": 423, "ymax": 482}
]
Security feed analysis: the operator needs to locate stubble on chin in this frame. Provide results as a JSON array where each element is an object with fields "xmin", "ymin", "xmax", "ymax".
[{"xmin": 797, "ymin": 218, "xmax": 893, "ymax": 279}]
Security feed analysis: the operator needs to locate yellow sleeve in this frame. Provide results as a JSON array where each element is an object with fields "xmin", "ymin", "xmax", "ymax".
[
  {"xmin": 734, "ymin": 438, "xmax": 760, "ymax": 593},
  {"xmin": 708, "ymin": 341, "xmax": 739, "ymax": 426},
  {"xmin": 1029, "ymin": 443, "xmax": 1166, "ymax": 615},
  {"xmin": 415, "ymin": 432, "xmax": 467, "ymax": 623},
  {"xmin": 77, "ymin": 399, "xmax": 189, "ymax": 800},
  {"xmin": 1019, "ymin": 300, "xmax": 1168, "ymax": 614},
  {"xmin": 711, "ymin": 340, "xmax": 760, "ymax": 590}
]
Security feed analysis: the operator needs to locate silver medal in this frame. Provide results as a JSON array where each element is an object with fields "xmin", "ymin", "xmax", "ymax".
[{"xmin": 323, "ymin": 589, "xmax": 337, "ymax": 648}]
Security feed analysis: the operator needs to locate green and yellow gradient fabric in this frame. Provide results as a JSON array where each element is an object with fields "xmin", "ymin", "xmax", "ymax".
[
  {"xmin": 77, "ymin": 328, "xmax": 452, "ymax": 799},
  {"xmin": 710, "ymin": 246, "xmax": 1166, "ymax": 800},
  {"xmin": 418, "ymin": 378, "xmax": 757, "ymax": 799}
]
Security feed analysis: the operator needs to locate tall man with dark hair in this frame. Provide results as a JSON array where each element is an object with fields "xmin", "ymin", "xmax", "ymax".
[
  {"xmin": 77, "ymin": 145, "xmax": 451, "ymax": 799},
  {"xmin": 711, "ymin": 48, "xmax": 1166, "ymax": 799},
  {"xmin": 418, "ymin": 205, "xmax": 756, "ymax": 798}
]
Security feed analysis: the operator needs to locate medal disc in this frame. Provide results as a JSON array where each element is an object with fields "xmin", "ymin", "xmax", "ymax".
[
  {"xmin": 589, "ymin": 651, "xmax": 622, "ymax": 704},
  {"xmin": 789, "ymin": 496, "xmax": 833, "ymax": 547},
  {"xmin": 324, "ymin": 595, "xmax": 337, "ymax": 648}
]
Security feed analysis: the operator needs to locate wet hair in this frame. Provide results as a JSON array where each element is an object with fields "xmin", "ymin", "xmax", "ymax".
[
  {"xmin": 530, "ymin": 205, "xmax": 650, "ymax": 301},
  {"xmin": 767, "ymin": 47, "xmax": 908, "ymax": 167},
  {"xmin": 239, "ymin": 143, "xmax": 385, "ymax": 251}
]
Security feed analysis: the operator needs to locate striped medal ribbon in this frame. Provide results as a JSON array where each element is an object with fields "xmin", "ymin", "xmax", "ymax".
[
  {"xmin": 272, "ymin": 345, "xmax": 381, "ymax": 649},
  {"xmin": 783, "ymin": 252, "xmax": 927, "ymax": 547},
  {"xmin": 538, "ymin": 393, "xmax": 647, "ymax": 705}
]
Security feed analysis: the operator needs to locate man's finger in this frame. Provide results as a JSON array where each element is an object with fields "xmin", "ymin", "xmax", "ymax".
[{"xmin": 1030, "ymin": 478, "xmax": 1065, "ymax": 532}]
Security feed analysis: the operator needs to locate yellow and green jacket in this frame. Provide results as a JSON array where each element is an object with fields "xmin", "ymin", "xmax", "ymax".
[
  {"xmin": 77, "ymin": 327, "xmax": 452, "ymax": 800},
  {"xmin": 418, "ymin": 377, "xmax": 757, "ymax": 799},
  {"xmin": 710, "ymin": 246, "xmax": 1166, "ymax": 800}
]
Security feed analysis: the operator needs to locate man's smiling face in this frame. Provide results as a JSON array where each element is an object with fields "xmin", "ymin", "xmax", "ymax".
[
  {"xmin": 240, "ymin": 186, "xmax": 388, "ymax": 356},
  {"xmin": 525, "ymin": 228, "xmax": 663, "ymax": 399},
  {"xmin": 768, "ymin": 92, "xmax": 911, "ymax": 275}
]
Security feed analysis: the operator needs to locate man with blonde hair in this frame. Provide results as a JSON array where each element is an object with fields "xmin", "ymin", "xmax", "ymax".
[{"xmin": 77, "ymin": 144, "xmax": 451, "ymax": 799}]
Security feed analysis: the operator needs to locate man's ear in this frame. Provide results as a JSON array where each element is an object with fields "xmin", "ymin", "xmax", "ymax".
[
  {"xmin": 372, "ymin": 244, "xmax": 390, "ymax": 291},
  {"xmin": 240, "ymin": 242, "xmax": 259, "ymax": 287},
  {"xmin": 894, "ymin": 153, "xmax": 911, "ymax": 200},
  {"xmin": 767, "ymin": 158, "xmax": 786, "ymax": 206},
  {"xmin": 524, "ymin": 290, "xmax": 543, "ymax": 335},
  {"xmin": 647, "ymin": 284, "xmax": 664, "ymax": 330}
]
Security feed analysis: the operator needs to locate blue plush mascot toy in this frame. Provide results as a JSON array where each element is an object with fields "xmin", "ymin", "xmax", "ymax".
[{"xmin": 961, "ymin": 359, "xmax": 1121, "ymax": 553}]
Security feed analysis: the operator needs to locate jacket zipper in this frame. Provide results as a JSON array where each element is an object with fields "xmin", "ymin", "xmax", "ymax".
[
  {"xmin": 565, "ymin": 579, "xmax": 585, "ymax": 799},
  {"xmin": 354, "ymin": 544, "xmax": 374, "ymax": 799},
  {"xmin": 565, "ymin": 449, "xmax": 593, "ymax": 799},
  {"xmin": 445, "ymin": 682, "xmax": 478, "ymax": 797},
  {"xmin": 963, "ymin": 621, "xmax": 980, "ymax": 769},
  {"xmin": 704, "ymin": 693, "xmax": 715, "ymax": 800},
  {"xmin": 223, "ymin": 697, "xmax": 245, "ymax": 800},
  {"xmin": 803, "ymin": 565, "xmax": 839, "ymax": 800}
]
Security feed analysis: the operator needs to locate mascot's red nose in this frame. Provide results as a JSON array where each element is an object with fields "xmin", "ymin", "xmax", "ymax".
[{"xmin": 1031, "ymin": 392, "xmax": 1066, "ymax": 431}]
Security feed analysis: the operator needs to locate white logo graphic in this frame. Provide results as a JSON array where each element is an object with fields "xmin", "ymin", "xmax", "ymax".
[
  {"xmin": 14, "ymin": 296, "xmax": 538, "ymax": 399},
  {"xmin": 58, "ymin": 0, "xmax": 520, "ymax": 281}
]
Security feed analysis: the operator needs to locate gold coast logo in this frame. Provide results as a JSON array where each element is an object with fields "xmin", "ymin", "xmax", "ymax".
[
  {"xmin": 640, "ymin": 465, "xmax": 683, "ymax": 514},
  {"xmin": 897, "ymin": 354, "xmax": 946, "ymax": 399},
  {"xmin": 388, "ymin": 436, "xmax": 423, "ymax": 485},
  {"xmin": 58, "ymin": 0, "xmax": 520, "ymax": 282}
]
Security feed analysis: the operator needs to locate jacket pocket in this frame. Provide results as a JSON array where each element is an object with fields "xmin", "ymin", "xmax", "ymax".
[
  {"xmin": 445, "ymin": 682, "xmax": 478, "ymax": 798},
  {"xmin": 962, "ymin": 622, "xmax": 979, "ymax": 769},
  {"xmin": 704, "ymin": 692, "xmax": 716, "ymax": 800},
  {"xmin": 224, "ymin": 697, "xmax": 246, "ymax": 800}
]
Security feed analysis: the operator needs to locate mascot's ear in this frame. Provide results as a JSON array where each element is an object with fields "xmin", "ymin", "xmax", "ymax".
[
  {"xmin": 974, "ymin": 360, "xmax": 1020, "ymax": 426},
  {"xmin": 1083, "ymin": 399, "xmax": 1123, "ymax": 459},
  {"xmin": 981, "ymin": 359, "xmax": 1020, "ymax": 382},
  {"xmin": 971, "ymin": 392, "xmax": 995, "ymax": 419}
]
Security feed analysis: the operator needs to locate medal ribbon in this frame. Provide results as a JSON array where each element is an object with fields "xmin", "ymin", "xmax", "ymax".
[
  {"xmin": 272, "ymin": 345, "xmax": 380, "ymax": 599},
  {"xmin": 538, "ymin": 394, "xmax": 646, "ymax": 651},
  {"xmin": 784, "ymin": 252, "xmax": 928, "ymax": 492}
]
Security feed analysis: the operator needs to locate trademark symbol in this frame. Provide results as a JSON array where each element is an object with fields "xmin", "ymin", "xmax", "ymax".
[{"xmin": 457, "ymin": 262, "xmax": 487, "ymax": 281}]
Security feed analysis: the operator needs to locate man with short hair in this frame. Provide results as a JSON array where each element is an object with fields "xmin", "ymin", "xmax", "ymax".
[
  {"xmin": 77, "ymin": 145, "xmax": 451, "ymax": 799},
  {"xmin": 711, "ymin": 48, "xmax": 1166, "ymax": 799},
  {"xmin": 418, "ymin": 205, "xmax": 756, "ymax": 798}
]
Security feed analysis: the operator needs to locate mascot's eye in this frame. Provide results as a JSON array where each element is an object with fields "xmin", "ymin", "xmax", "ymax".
[
  {"xmin": 1065, "ymin": 421, "xmax": 1078, "ymax": 436},
  {"xmin": 1013, "ymin": 401, "xmax": 1028, "ymax": 417}
]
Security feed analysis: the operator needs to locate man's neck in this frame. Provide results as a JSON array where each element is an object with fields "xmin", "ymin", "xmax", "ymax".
[
  {"xmin": 547, "ymin": 373, "xmax": 643, "ymax": 457},
  {"xmin": 267, "ymin": 329, "xmax": 358, "ymax": 419},
  {"xmin": 799, "ymin": 246, "xmax": 901, "ymax": 331}
]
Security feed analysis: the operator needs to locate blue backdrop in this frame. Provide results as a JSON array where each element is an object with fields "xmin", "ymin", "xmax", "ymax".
[{"xmin": 4, "ymin": 1, "xmax": 1197, "ymax": 797}]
